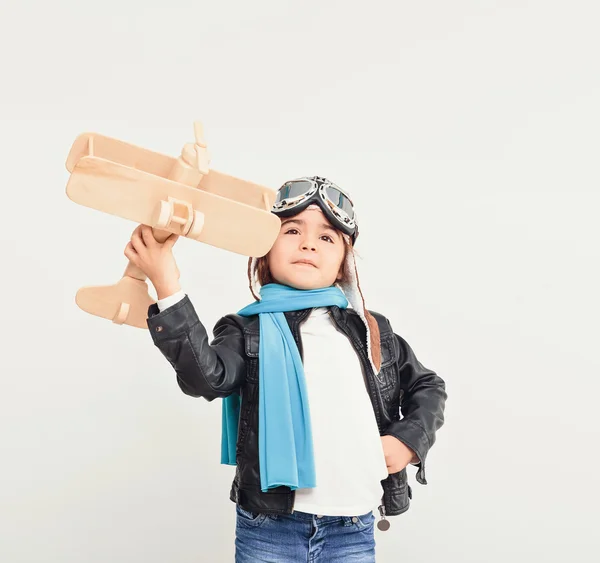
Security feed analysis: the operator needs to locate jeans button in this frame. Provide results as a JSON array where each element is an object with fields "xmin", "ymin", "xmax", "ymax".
[{"xmin": 352, "ymin": 517, "xmax": 358, "ymax": 523}]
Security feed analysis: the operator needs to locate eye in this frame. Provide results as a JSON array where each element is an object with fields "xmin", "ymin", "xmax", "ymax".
[
  {"xmin": 284, "ymin": 228, "xmax": 299, "ymax": 235},
  {"xmin": 321, "ymin": 235, "xmax": 334, "ymax": 243}
]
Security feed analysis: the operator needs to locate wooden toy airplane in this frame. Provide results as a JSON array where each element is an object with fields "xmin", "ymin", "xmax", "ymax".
[{"xmin": 65, "ymin": 121, "xmax": 280, "ymax": 329}]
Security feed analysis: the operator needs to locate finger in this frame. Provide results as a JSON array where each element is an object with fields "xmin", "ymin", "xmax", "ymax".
[
  {"xmin": 140, "ymin": 225, "xmax": 156, "ymax": 247},
  {"xmin": 130, "ymin": 230, "xmax": 146, "ymax": 252},
  {"xmin": 124, "ymin": 241, "xmax": 138, "ymax": 261},
  {"xmin": 125, "ymin": 240, "xmax": 138, "ymax": 254},
  {"xmin": 163, "ymin": 233, "xmax": 179, "ymax": 249},
  {"xmin": 131, "ymin": 224, "xmax": 144, "ymax": 239}
]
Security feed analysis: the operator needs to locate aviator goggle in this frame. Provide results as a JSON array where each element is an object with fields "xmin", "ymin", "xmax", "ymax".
[{"xmin": 271, "ymin": 176, "xmax": 358, "ymax": 244}]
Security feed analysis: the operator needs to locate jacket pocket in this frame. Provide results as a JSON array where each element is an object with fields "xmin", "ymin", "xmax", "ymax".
[
  {"xmin": 379, "ymin": 334, "xmax": 399, "ymax": 369},
  {"xmin": 243, "ymin": 330, "xmax": 260, "ymax": 382},
  {"xmin": 379, "ymin": 334, "xmax": 401, "ymax": 403}
]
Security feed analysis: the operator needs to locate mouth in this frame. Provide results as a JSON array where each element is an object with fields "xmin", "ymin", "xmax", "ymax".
[{"xmin": 293, "ymin": 260, "xmax": 317, "ymax": 268}]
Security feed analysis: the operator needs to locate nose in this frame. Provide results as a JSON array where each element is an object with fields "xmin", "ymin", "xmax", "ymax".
[
  {"xmin": 300, "ymin": 230, "xmax": 319, "ymax": 252},
  {"xmin": 301, "ymin": 242, "xmax": 317, "ymax": 252}
]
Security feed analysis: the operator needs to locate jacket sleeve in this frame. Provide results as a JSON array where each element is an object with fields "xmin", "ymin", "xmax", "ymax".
[
  {"xmin": 146, "ymin": 295, "xmax": 247, "ymax": 401},
  {"xmin": 382, "ymin": 333, "xmax": 447, "ymax": 485}
]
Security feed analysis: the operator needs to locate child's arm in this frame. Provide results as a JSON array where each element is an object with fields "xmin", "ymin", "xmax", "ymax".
[
  {"xmin": 382, "ymin": 334, "xmax": 447, "ymax": 485},
  {"xmin": 146, "ymin": 295, "xmax": 247, "ymax": 402},
  {"xmin": 123, "ymin": 224, "xmax": 246, "ymax": 401}
]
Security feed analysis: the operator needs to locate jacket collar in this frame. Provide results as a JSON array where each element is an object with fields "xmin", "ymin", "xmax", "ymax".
[
  {"xmin": 283, "ymin": 308, "xmax": 313, "ymax": 326},
  {"xmin": 282, "ymin": 305, "xmax": 349, "ymax": 328}
]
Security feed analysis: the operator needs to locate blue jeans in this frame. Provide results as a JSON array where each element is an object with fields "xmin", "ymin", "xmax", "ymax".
[{"xmin": 235, "ymin": 505, "xmax": 377, "ymax": 562}]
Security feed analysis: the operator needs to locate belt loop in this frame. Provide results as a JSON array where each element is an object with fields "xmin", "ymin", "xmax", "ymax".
[{"xmin": 342, "ymin": 516, "xmax": 353, "ymax": 526}]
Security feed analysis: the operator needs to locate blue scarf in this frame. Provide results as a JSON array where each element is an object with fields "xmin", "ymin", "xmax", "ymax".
[{"xmin": 220, "ymin": 283, "xmax": 348, "ymax": 492}]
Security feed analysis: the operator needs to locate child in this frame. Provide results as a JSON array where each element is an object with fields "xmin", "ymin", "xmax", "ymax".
[{"xmin": 125, "ymin": 176, "xmax": 447, "ymax": 562}]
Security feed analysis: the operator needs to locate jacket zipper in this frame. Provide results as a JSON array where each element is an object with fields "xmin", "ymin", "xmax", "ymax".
[{"xmin": 377, "ymin": 502, "xmax": 390, "ymax": 531}]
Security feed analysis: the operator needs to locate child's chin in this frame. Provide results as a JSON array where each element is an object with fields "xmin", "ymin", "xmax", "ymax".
[
  {"xmin": 285, "ymin": 277, "xmax": 331, "ymax": 291},
  {"xmin": 274, "ymin": 269, "xmax": 335, "ymax": 290}
]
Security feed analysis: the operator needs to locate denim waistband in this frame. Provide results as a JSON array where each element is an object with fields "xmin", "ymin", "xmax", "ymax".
[{"xmin": 289, "ymin": 510, "xmax": 372, "ymax": 525}]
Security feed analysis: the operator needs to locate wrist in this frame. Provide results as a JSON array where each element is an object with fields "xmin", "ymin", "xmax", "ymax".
[{"xmin": 154, "ymin": 280, "xmax": 181, "ymax": 300}]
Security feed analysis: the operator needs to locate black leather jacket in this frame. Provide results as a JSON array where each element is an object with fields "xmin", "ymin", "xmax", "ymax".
[{"xmin": 146, "ymin": 295, "xmax": 447, "ymax": 526}]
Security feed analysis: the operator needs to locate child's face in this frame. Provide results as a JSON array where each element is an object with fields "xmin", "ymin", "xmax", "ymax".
[{"xmin": 267, "ymin": 207, "xmax": 346, "ymax": 290}]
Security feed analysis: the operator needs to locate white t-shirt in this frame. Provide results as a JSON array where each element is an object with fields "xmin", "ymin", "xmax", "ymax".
[
  {"xmin": 292, "ymin": 306, "xmax": 389, "ymax": 516},
  {"xmin": 157, "ymin": 293, "xmax": 389, "ymax": 516}
]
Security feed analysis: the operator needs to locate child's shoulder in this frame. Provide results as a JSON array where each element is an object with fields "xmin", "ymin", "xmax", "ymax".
[
  {"xmin": 344, "ymin": 307, "xmax": 396, "ymax": 336},
  {"xmin": 213, "ymin": 312, "xmax": 256, "ymax": 333}
]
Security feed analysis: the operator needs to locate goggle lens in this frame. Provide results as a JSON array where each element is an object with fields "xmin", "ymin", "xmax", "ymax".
[
  {"xmin": 325, "ymin": 186, "xmax": 354, "ymax": 219},
  {"xmin": 275, "ymin": 180, "xmax": 314, "ymax": 203}
]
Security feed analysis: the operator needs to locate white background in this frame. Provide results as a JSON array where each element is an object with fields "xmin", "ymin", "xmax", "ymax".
[{"xmin": 1, "ymin": 1, "xmax": 598, "ymax": 561}]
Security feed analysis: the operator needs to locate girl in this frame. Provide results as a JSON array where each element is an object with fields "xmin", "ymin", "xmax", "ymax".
[{"xmin": 125, "ymin": 176, "xmax": 447, "ymax": 562}]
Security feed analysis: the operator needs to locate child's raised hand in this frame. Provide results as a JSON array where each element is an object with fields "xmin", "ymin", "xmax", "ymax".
[
  {"xmin": 380, "ymin": 436, "xmax": 418, "ymax": 473},
  {"xmin": 124, "ymin": 224, "xmax": 181, "ymax": 298}
]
